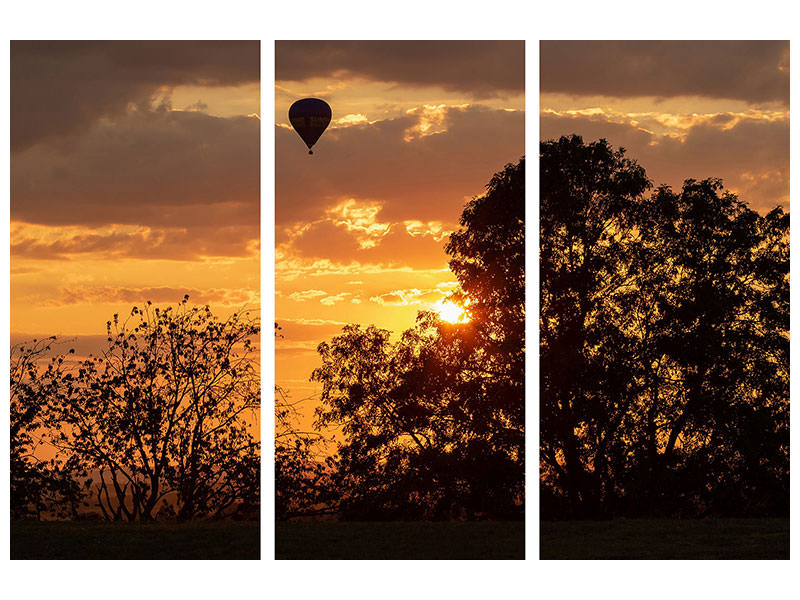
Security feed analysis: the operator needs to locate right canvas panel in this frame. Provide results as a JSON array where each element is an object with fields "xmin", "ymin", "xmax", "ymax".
[{"xmin": 539, "ymin": 40, "xmax": 789, "ymax": 559}]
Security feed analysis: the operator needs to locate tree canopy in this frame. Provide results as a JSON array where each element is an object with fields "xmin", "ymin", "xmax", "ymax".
[
  {"xmin": 540, "ymin": 135, "xmax": 788, "ymax": 519},
  {"xmin": 289, "ymin": 158, "xmax": 525, "ymax": 521}
]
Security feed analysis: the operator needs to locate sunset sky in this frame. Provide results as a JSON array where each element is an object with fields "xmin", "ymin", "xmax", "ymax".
[
  {"xmin": 11, "ymin": 41, "xmax": 260, "ymax": 354},
  {"xmin": 541, "ymin": 41, "xmax": 789, "ymax": 214},
  {"xmin": 275, "ymin": 41, "xmax": 525, "ymax": 409}
]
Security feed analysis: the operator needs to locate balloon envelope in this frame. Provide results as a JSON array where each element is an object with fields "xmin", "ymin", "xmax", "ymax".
[{"xmin": 289, "ymin": 98, "xmax": 332, "ymax": 154}]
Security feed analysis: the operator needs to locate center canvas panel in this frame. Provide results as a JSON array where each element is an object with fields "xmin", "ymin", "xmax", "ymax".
[{"xmin": 274, "ymin": 40, "xmax": 525, "ymax": 560}]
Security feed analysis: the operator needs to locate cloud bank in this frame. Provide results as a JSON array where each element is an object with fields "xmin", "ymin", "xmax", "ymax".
[
  {"xmin": 276, "ymin": 40, "xmax": 524, "ymax": 98},
  {"xmin": 541, "ymin": 41, "xmax": 788, "ymax": 104}
]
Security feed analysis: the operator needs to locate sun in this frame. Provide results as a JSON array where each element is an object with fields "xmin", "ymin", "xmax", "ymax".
[{"xmin": 432, "ymin": 299, "xmax": 469, "ymax": 324}]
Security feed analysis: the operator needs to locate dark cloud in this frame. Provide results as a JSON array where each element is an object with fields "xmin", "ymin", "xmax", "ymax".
[
  {"xmin": 276, "ymin": 105, "xmax": 524, "ymax": 226},
  {"xmin": 276, "ymin": 40, "xmax": 524, "ymax": 98},
  {"xmin": 541, "ymin": 41, "xmax": 789, "ymax": 104},
  {"xmin": 541, "ymin": 112, "xmax": 789, "ymax": 212},
  {"xmin": 11, "ymin": 110, "xmax": 259, "ymax": 254},
  {"xmin": 11, "ymin": 40, "xmax": 259, "ymax": 150}
]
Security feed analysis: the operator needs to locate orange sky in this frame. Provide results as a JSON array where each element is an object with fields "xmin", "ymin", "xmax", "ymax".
[
  {"xmin": 11, "ymin": 42, "xmax": 260, "ymax": 346},
  {"xmin": 275, "ymin": 41, "xmax": 525, "ymax": 418},
  {"xmin": 540, "ymin": 41, "xmax": 789, "ymax": 214}
]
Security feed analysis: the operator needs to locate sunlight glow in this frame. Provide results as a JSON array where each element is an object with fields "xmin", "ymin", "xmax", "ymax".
[{"xmin": 432, "ymin": 298, "xmax": 469, "ymax": 323}]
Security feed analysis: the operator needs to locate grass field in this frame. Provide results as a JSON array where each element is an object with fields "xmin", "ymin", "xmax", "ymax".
[
  {"xmin": 540, "ymin": 518, "xmax": 789, "ymax": 559},
  {"xmin": 11, "ymin": 520, "xmax": 260, "ymax": 560},
  {"xmin": 276, "ymin": 521, "xmax": 524, "ymax": 559}
]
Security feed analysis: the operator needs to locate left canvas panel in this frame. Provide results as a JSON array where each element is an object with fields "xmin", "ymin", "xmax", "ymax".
[{"xmin": 10, "ymin": 40, "xmax": 261, "ymax": 559}]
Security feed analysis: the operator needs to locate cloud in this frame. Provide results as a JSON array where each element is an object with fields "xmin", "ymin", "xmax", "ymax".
[
  {"xmin": 369, "ymin": 287, "xmax": 445, "ymax": 307},
  {"xmin": 12, "ymin": 110, "xmax": 258, "ymax": 226},
  {"xmin": 320, "ymin": 292, "xmax": 351, "ymax": 306},
  {"xmin": 333, "ymin": 113, "xmax": 371, "ymax": 127},
  {"xmin": 280, "ymin": 218, "xmax": 452, "ymax": 272},
  {"xmin": 11, "ymin": 40, "xmax": 259, "ymax": 150},
  {"xmin": 275, "ymin": 251, "xmax": 448, "ymax": 283},
  {"xmin": 540, "ymin": 110, "xmax": 789, "ymax": 212},
  {"xmin": 11, "ymin": 224, "xmax": 258, "ymax": 261},
  {"xmin": 403, "ymin": 220, "xmax": 453, "ymax": 242},
  {"xmin": 275, "ymin": 317, "xmax": 349, "ymax": 351},
  {"xmin": 403, "ymin": 104, "xmax": 467, "ymax": 141},
  {"xmin": 287, "ymin": 290, "xmax": 327, "ymax": 302},
  {"xmin": 11, "ymin": 109, "xmax": 259, "ymax": 259},
  {"xmin": 325, "ymin": 199, "xmax": 392, "ymax": 248},
  {"xmin": 541, "ymin": 41, "xmax": 789, "ymax": 105},
  {"xmin": 276, "ymin": 105, "xmax": 524, "ymax": 226},
  {"xmin": 40, "ymin": 286, "xmax": 258, "ymax": 307},
  {"xmin": 276, "ymin": 41, "xmax": 524, "ymax": 98}
]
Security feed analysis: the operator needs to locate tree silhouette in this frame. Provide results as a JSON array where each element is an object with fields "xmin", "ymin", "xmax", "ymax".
[
  {"xmin": 275, "ymin": 324, "xmax": 337, "ymax": 520},
  {"xmin": 540, "ymin": 135, "xmax": 788, "ymax": 518},
  {"xmin": 11, "ymin": 338, "xmax": 87, "ymax": 519},
  {"xmin": 39, "ymin": 297, "xmax": 260, "ymax": 521},
  {"xmin": 307, "ymin": 159, "xmax": 525, "ymax": 520}
]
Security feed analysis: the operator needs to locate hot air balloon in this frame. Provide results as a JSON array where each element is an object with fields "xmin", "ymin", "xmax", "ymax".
[{"xmin": 289, "ymin": 98, "xmax": 331, "ymax": 155}]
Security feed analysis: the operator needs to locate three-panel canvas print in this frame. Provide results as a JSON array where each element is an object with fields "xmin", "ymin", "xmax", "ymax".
[{"xmin": 8, "ymin": 39, "xmax": 789, "ymax": 561}]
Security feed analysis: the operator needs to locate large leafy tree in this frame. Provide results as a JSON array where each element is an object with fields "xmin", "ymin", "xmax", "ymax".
[
  {"xmin": 628, "ymin": 180, "xmax": 789, "ymax": 515},
  {"xmin": 540, "ymin": 135, "xmax": 788, "ymax": 518},
  {"xmin": 446, "ymin": 157, "xmax": 525, "ymax": 456},
  {"xmin": 43, "ymin": 298, "xmax": 260, "ymax": 521},
  {"xmin": 310, "ymin": 159, "xmax": 525, "ymax": 520}
]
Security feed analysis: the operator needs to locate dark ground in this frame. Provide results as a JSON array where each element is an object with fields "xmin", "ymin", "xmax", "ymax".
[
  {"xmin": 11, "ymin": 520, "xmax": 260, "ymax": 560},
  {"xmin": 540, "ymin": 518, "xmax": 789, "ymax": 559},
  {"xmin": 276, "ymin": 521, "xmax": 524, "ymax": 559}
]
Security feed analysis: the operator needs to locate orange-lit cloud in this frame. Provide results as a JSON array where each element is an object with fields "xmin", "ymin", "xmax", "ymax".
[
  {"xmin": 11, "ymin": 223, "xmax": 258, "ymax": 261},
  {"xmin": 369, "ymin": 287, "xmax": 445, "ymax": 307},
  {"xmin": 325, "ymin": 199, "xmax": 393, "ymax": 249},
  {"xmin": 277, "ymin": 105, "xmax": 524, "ymax": 226},
  {"xmin": 541, "ymin": 110, "xmax": 788, "ymax": 212},
  {"xmin": 404, "ymin": 220, "xmax": 453, "ymax": 242},
  {"xmin": 287, "ymin": 290, "xmax": 327, "ymax": 302},
  {"xmin": 40, "ymin": 286, "xmax": 258, "ymax": 307}
]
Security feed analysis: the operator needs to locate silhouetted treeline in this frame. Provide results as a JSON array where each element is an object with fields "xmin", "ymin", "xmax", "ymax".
[
  {"xmin": 11, "ymin": 297, "xmax": 260, "ymax": 521},
  {"xmin": 540, "ymin": 136, "xmax": 788, "ymax": 519},
  {"xmin": 277, "ymin": 159, "xmax": 525, "ymax": 521}
]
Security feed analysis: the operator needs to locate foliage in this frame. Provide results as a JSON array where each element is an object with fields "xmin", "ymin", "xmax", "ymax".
[
  {"xmin": 275, "ymin": 385, "xmax": 337, "ymax": 520},
  {"xmin": 540, "ymin": 135, "xmax": 788, "ymax": 518},
  {"xmin": 307, "ymin": 159, "xmax": 525, "ymax": 520},
  {"xmin": 11, "ymin": 338, "xmax": 87, "ymax": 519},
  {"xmin": 37, "ymin": 297, "xmax": 260, "ymax": 521}
]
